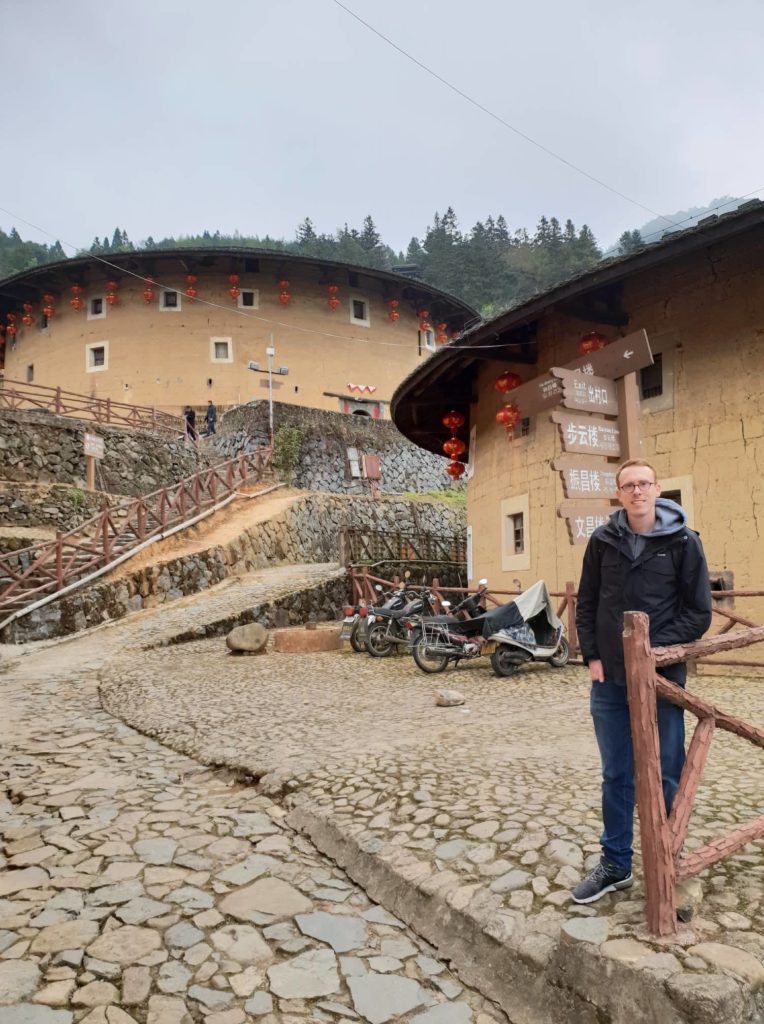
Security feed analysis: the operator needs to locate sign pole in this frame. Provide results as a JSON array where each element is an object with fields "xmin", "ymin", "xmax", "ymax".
[
  {"xmin": 616, "ymin": 372, "xmax": 643, "ymax": 460},
  {"xmin": 86, "ymin": 455, "xmax": 96, "ymax": 491}
]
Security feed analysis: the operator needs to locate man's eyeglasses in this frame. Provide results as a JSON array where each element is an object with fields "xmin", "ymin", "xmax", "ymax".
[{"xmin": 618, "ymin": 480, "xmax": 656, "ymax": 493}]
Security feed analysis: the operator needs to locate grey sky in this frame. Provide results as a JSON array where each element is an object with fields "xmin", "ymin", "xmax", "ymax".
[{"xmin": 2, "ymin": 0, "xmax": 763, "ymax": 255}]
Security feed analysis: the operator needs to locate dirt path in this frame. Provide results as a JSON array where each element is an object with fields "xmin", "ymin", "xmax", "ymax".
[{"xmin": 106, "ymin": 484, "xmax": 301, "ymax": 579}]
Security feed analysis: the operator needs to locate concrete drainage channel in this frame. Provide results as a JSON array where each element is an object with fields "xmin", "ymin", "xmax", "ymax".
[{"xmin": 283, "ymin": 802, "xmax": 756, "ymax": 1024}]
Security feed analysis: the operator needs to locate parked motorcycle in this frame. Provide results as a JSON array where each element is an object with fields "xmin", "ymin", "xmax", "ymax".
[
  {"xmin": 410, "ymin": 580, "xmax": 569, "ymax": 677},
  {"xmin": 367, "ymin": 580, "xmax": 487, "ymax": 658},
  {"xmin": 342, "ymin": 584, "xmax": 415, "ymax": 654}
]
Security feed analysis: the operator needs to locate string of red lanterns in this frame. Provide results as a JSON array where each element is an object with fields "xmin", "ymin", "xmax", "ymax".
[
  {"xmin": 436, "ymin": 322, "xmax": 448, "ymax": 344},
  {"xmin": 6, "ymin": 312, "xmax": 17, "ymax": 338},
  {"xmin": 442, "ymin": 409, "xmax": 466, "ymax": 479},
  {"xmin": 143, "ymin": 279, "xmax": 156, "ymax": 304},
  {"xmin": 579, "ymin": 331, "xmax": 608, "ymax": 355},
  {"xmin": 42, "ymin": 294, "xmax": 55, "ymax": 319},
  {"xmin": 228, "ymin": 274, "xmax": 240, "ymax": 302},
  {"xmin": 105, "ymin": 281, "xmax": 119, "ymax": 307},
  {"xmin": 327, "ymin": 284, "xmax": 340, "ymax": 311},
  {"xmin": 185, "ymin": 275, "xmax": 197, "ymax": 300},
  {"xmin": 418, "ymin": 308, "xmax": 432, "ymax": 332},
  {"xmin": 21, "ymin": 303, "xmax": 34, "ymax": 327},
  {"xmin": 70, "ymin": 285, "xmax": 84, "ymax": 312},
  {"xmin": 278, "ymin": 279, "xmax": 291, "ymax": 306},
  {"xmin": 387, "ymin": 299, "xmax": 400, "ymax": 323}
]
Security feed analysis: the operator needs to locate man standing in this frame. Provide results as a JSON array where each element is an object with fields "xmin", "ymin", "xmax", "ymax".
[
  {"xmin": 572, "ymin": 459, "xmax": 711, "ymax": 904},
  {"xmin": 206, "ymin": 400, "xmax": 217, "ymax": 436},
  {"xmin": 183, "ymin": 405, "xmax": 197, "ymax": 443}
]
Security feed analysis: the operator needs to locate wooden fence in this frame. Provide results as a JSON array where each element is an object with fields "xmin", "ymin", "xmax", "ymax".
[
  {"xmin": 0, "ymin": 378, "xmax": 185, "ymax": 435},
  {"xmin": 339, "ymin": 528, "xmax": 467, "ymax": 567},
  {"xmin": 623, "ymin": 610, "xmax": 764, "ymax": 935},
  {"xmin": 0, "ymin": 447, "xmax": 272, "ymax": 629}
]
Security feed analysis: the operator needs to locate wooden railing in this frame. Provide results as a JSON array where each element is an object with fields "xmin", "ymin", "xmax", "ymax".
[
  {"xmin": 0, "ymin": 447, "xmax": 272, "ymax": 628},
  {"xmin": 623, "ymin": 610, "xmax": 764, "ymax": 935},
  {"xmin": 340, "ymin": 528, "xmax": 467, "ymax": 567},
  {"xmin": 0, "ymin": 378, "xmax": 185, "ymax": 435}
]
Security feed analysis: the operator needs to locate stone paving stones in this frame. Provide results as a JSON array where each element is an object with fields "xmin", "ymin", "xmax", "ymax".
[{"xmin": 0, "ymin": 591, "xmax": 514, "ymax": 1024}]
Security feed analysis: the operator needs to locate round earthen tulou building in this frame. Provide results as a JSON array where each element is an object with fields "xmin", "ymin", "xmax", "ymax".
[{"xmin": 0, "ymin": 248, "xmax": 477, "ymax": 418}]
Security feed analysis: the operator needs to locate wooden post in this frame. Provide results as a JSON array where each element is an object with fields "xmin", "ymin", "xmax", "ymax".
[
  {"xmin": 623, "ymin": 611, "xmax": 676, "ymax": 936},
  {"xmin": 565, "ymin": 580, "xmax": 578, "ymax": 654},
  {"xmin": 432, "ymin": 577, "xmax": 442, "ymax": 613},
  {"xmin": 85, "ymin": 455, "xmax": 96, "ymax": 491},
  {"xmin": 101, "ymin": 513, "xmax": 111, "ymax": 564},
  {"xmin": 616, "ymin": 372, "xmax": 642, "ymax": 459},
  {"xmin": 55, "ymin": 533, "xmax": 64, "ymax": 589},
  {"xmin": 54, "ymin": 386, "xmax": 62, "ymax": 415},
  {"xmin": 338, "ymin": 529, "xmax": 349, "ymax": 568},
  {"xmin": 668, "ymin": 716, "xmax": 715, "ymax": 856},
  {"xmin": 106, "ymin": 397, "xmax": 112, "ymax": 424}
]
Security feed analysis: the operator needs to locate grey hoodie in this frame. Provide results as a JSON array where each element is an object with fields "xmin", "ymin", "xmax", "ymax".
[{"xmin": 612, "ymin": 497, "xmax": 687, "ymax": 561}]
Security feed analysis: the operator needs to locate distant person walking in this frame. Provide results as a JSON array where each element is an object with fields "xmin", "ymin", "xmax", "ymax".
[
  {"xmin": 206, "ymin": 400, "xmax": 217, "ymax": 435},
  {"xmin": 183, "ymin": 405, "xmax": 198, "ymax": 443}
]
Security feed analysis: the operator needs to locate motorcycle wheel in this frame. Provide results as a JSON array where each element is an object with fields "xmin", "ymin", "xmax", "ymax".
[
  {"xmin": 412, "ymin": 637, "xmax": 449, "ymax": 674},
  {"xmin": 549, "ymin": 636, "xmax": 570, "ymax": 668},
  {"xmin": 366, "ymin": 622, "xmax": 395, "ymax": 658},
  {"xmin": 349, "ymin": 622, "xmax": 367, "ymax": 654},
  {"xmin": 490, "ymin": 644, "xmax": 520, "ymax": 678}
]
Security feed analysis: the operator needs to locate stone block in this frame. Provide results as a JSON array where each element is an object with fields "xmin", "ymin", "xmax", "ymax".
[{"xmin": 274, "ymin": 627, "xmax": 341, "ymax": 653}]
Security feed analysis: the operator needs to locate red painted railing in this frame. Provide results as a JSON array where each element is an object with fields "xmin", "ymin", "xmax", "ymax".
[
  {"xmin": 0, "ymin": 447, "xmax": 272, "ymax": 628},
  {"xmin": 0, "ymin": 378, "xmax": 185, "ymax": 435}
]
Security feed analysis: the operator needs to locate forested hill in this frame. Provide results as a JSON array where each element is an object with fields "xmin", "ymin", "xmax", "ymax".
[{"xmin": 0, "ymin": 201, "xmax": 734, "ymax": 316}]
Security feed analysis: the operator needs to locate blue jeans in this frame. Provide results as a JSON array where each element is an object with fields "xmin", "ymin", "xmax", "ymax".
[{"xmin": 590, "ymin": 680, "xmax": 685, "ymax": 873}]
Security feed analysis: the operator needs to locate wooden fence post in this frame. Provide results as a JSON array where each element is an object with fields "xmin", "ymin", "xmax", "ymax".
[
  {"xmin": 106, "ymin": 398, "xmax": 111, "ymax": 424},
  {"xmin": 54, "ymin": 387, "xmax": 62, "ymax": 415},
  {"xmin": 101, "ymin": 512, "xmax": 111, "ymax": 564},
  {"xmin": 55, "ymin": 533, "xmax": 64, "ymax": 589},
  {"xmin": 623, "ymin": 610, "xmax": 677, "ymax": 936},
  {"xmin": 565, "ymin": 580, "xmax": 578, "ymax": 654}
]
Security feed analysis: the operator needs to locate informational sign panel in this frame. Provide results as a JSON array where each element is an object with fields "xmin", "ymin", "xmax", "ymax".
[
  {"xmin": 551, "ymin": 411, "xmax": 621, "ymax": 456},
  {"xmin": 554, "ymin": 458, "xmax": 618, "ymax": 498},
  {"xmin": 83, "ymin": 433, "xmax": 104, "ymax": 459},
  {"xmin": 505, "ymin": 329, "xmax": 653, "ymax": 419},
  {"xmin": 551, "ymin": 368, "xmax": 619, "ymax": 415},
  {"xmin": 558, "ymin": 505, "xmax": 614, "ymax": 545}
]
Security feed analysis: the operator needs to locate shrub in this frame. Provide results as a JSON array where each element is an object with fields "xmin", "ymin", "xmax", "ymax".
[{"xmin": 272, "ymin": 425, "xmax": 303, "ymax": 483}]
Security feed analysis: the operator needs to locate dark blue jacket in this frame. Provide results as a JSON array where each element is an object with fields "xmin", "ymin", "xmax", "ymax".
[{"xmin": 576, "ymin": 507, "xmax": 712, "ymax": 686}]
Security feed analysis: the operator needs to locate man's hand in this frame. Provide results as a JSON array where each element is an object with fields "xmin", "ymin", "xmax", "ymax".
[{"xmin": 589, "ymin": 658, "xmax": 605, "ymax": 683}]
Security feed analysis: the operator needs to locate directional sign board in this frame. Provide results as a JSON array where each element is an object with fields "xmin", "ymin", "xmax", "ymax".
[
  {"xmin": 558, "ymin": 504, "xmax": 614, "ymax": 545},
  {"xmin": 553, "ymin": 456, "xmax": 618, "ymax": 498},
  {"xmin": 551, "ymin": 368, "xmax": 619, "ymax": 415},
  {"xmin": 506, "ymin": 329, "xmax": 653, "ymax": 419},
  {"xmin": 551, "ymin": 411, "xmax": 621, "ymax": 457},
  {"xmin": 83, "ymin": 432, "xmax": 104, "ymax": 459}
]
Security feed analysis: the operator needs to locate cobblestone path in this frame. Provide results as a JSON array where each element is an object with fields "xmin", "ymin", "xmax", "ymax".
[{"xmin": 0, "ymin": 603, "xmax": 507, "ymax": 1023}]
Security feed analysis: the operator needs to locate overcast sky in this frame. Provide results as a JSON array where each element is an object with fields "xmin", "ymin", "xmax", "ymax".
[{"xmin": 2, "ymin": 0, "xmax": 763, "ymax": 255}]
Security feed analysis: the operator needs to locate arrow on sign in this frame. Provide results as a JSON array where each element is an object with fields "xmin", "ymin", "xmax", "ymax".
[{"xmin": 624, "ymin": 349, "xmax": 634, "ymax": 358}]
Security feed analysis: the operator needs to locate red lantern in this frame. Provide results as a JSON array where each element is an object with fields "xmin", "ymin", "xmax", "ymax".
[
  {"xmin": 579, "ymin": 331, "xmax": 608, "ymax": 355},
  {"xmin": 6, "ymin": 324, "xmax": 17, "ymax": 337},
  {"xmin": 495, "ymin": 370, "xmax": 522, "ymax": 393},
  {"xmin": 327, "ymin": 284, "xmax": 340, "ymax": 310},
  {"xmin": 22, "ymin": 313, "xmax": 34, "ymax": 327},
  {"xmin": 22, "ymin": 303, "xmax": 33, "ymax": 315},
  {"xmin": 69, "ymin": 298, "xmax": 83, "ymax": 312},
  {"xmin": 388, "ymin": 299, "xmax": 399, "ymax": 309},
  {"xmin": 143, "ymin": 280, "xmax": 156, "ymax": 303},
  {"xmin": 71, "ymin": 285, "xmax": 83, "ymax": 297},
  {"xmin": 278, "ymin": 291, "xmax": 290, "ymax": 305},
  {"xmin": 43, "ymin": 305, "xmax": 55, "ymax": 318},
  {"xmin": 106, "ymin": 293, "xmax": 119, "ymax": 306},
  {"xmin": 6, "ymin": 313, "xmax": 16, "ymax": 324},
  {"xmin": 42, "ymin": 293, "xmax": 55, "ymax": 305},
  {"xmin": 229, "ymin": 286, "xmax": 240, "ymax": 300},
  {"xmin": 328, "ymin": 296, "xmax": 340, "ymax": 311},
  {"xmin": 327, "ymin": 284, "xmax": 339, "ymax": 296},
  {"xmin": 278, "ymin": 279, "xmax": 290, "ymax": 290},
  {"xmin": 228, "ymin": 274, "xmax": 240, "ymax": 286},
  {"xmin": 446, "ymin": 462, "xmax": 465, "ymax": 480},
  {"xmin": 496, "ymin": 404, "xmax": 521, "ymax": 430},
  {"xmin": 388, "ymin": 310, "xmax": 400, "ymax": 322},
  {"xmin": 185, "ymin": 287, "xmax": 197, "ymax": 299},
  {"xmin": 185, "ymin": 275, "xmax": 197, "ymax": 286},
  {"xmin": 443, "ymin": 437, "xmax": 466, "ymax": 458},
  {"xmin": 442, "ymin": 410, "xmax": 465, "ymax": 432}
]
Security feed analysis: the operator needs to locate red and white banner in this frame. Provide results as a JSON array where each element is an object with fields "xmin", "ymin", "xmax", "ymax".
[{"xmin": 347, "ymin": 383, "xmax": 377, "ymax": 394}]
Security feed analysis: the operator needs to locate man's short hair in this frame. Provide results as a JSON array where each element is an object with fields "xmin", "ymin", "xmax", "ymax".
[{"xmin": 616, "ymin": 458, "xmax": 658, "ymax": 488}]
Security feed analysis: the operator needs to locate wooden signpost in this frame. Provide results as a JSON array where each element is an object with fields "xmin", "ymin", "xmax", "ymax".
[
  {"xmin": 83, "ymin": 432, "xmax": 104, "ymax": 491},
  {"xmin": 550, "ymin": 411, "xmax": 621, "ymax": 456}
]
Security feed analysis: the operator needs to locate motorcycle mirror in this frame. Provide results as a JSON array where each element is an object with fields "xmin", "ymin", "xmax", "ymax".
[
  {"xmin": 442, "ymin": 601, "xmax": 451, "ymax": 608},
  {"xmin": 375, "ymin": 585, "xmax": 383, "ymax": 592},
  {"xmin": 478, "ymin": 578, "xmax": 488, "ymax": 587}
]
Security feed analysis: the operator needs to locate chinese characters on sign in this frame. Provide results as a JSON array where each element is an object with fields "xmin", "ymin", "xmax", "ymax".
[
  {"xmin": 559, "ymin": 465, "xmax": 618, "ymax": 498},
  {"xmin": 551, "ymin": 368, "xmax": 619, "ymax": 414},
  {"xmin": 558, "ymin": 507, "xmax": 613, "ymax": 545},
  {"xmin": 551, "ymin": 411, "xmax": 621, "ymax": 456}
]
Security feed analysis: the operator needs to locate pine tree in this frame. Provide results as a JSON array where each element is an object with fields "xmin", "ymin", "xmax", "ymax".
[{"xmin": 617, "ymin": 229, "xmax": 644, "ymax": 255}]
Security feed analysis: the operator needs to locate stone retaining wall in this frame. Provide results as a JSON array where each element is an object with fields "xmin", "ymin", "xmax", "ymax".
[
  {"xmin": 212, "ymin": 401, "xmax": 461, "ymax": 495},
  {"xmin": 0, "ymin": 482, "xmax": 126, "ymax": 534},
  {"xmin": 3, "ymin": 494, "xmax": 466, "ymax": 642},
  {"xmin": 0, "ymin": 409, "xmax": 210, "ymax": 495}
]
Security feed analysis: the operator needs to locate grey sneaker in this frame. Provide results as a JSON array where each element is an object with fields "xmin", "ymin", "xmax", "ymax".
[{"xmin": 571, "ymin": 860, "xmax": 633, "ymax": 904}]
